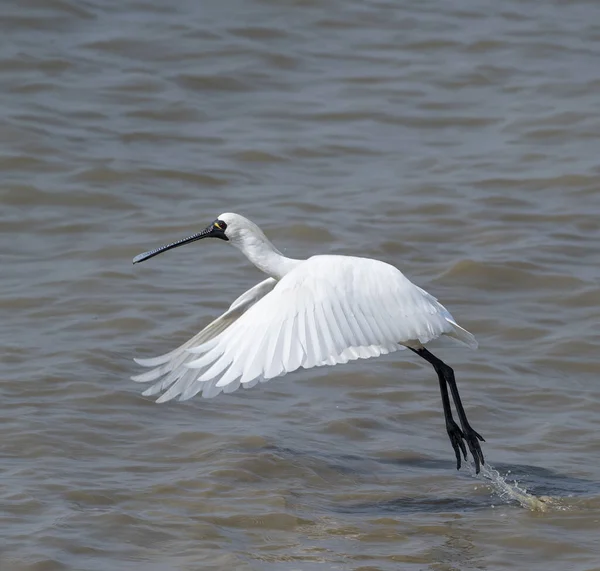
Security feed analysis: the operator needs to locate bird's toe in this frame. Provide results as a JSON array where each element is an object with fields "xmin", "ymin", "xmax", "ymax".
[
  {"xmin": 446, "ymin": 420, "xmax": 467, "ymax": 470},
  {"xmin": 464, "ymin": 425, "xmax": 485, "ymax": 474}
]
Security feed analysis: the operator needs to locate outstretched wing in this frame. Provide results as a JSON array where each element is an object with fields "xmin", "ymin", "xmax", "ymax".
[
  {"xmin": 131, "ymin": 277, "xmax": 277, "ymax": 396},
  {"xmin": 133, "ymin": 256, "xmax": 476, "ymax": 403}
]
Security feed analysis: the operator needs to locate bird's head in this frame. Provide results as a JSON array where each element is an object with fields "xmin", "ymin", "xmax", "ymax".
[{"xmin": 132, "ymin": 212, "xmax": 262, "ymax": 264}]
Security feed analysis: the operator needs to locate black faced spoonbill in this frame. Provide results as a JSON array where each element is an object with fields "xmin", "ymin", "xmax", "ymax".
[{"xmin": 132, "ymin": 213, "xmax": 485, "ymax": 473}]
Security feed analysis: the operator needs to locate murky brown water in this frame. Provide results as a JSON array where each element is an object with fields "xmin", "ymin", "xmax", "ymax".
[{"xmin": 2, "ymin": 0, "xmax": 600, "ymax": 569}]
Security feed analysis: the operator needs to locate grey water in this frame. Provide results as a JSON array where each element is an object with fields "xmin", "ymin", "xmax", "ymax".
[{"xmin": 2, "ymin": 0, "xmax": 600, "ymax": 569}]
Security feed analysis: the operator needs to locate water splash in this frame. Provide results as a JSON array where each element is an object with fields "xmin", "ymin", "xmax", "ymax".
[{"xmin": 468, "ymin": 462, "xmax": 562, "ymax": 512}]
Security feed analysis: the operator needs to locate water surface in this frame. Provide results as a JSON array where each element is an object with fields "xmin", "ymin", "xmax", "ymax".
[{"xmin": 2, "ymin": 0, "xmax": 600, "ymax": 569}]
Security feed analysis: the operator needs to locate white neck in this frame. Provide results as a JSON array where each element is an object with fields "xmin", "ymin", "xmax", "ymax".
[{"xmin": 231, "ymin": 230, "xmax": 302, "ymax": 281}]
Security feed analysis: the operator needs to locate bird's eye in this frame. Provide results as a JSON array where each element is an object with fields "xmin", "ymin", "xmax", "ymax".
[{"xmin": 214, "ymin": 220, "xmax": 227, "ymax": 231}]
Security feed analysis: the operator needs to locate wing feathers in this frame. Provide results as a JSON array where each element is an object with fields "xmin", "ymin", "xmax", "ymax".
[
  {"xmin": 303, "ymin": 305, "xmax": 322, "ymax": 368},
  {"xmin": 132, "ymin": 256, "xmax": 477, "ymax": 402}
]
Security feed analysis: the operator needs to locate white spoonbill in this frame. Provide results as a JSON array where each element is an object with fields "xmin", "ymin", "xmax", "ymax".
[{"xmin": 131, "ymin": 213, "xmax": 485, "ymax": 473}]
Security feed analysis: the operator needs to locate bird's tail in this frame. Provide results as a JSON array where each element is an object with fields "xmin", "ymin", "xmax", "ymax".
[{"xmin": 446, "ymin": 319, "xmax": 478, "ymax": 349}]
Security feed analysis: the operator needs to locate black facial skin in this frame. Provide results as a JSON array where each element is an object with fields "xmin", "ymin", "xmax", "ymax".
[
  {"xmin": 132, "ymin": 219, "xmax": 229, "ymax": 265},
  {"xmin": 212, "ymin": 219, "xmax": 228, "ymax": 236}
]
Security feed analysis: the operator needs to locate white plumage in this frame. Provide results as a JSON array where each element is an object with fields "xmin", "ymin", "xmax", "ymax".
[{"xmin": 132, "ymin": 213, "xmax": 477, "ymax": 403}]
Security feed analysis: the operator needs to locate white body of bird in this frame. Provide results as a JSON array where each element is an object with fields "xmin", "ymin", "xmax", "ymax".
[{"xmin": 132, "ymin": 213, "xmax": 477, "ymax": 403}]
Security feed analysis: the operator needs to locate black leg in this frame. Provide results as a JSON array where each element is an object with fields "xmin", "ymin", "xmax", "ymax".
[
  {"xmin": 409, "ymin": 347, "xmax": 485, "ymax": 473},
  {"xmin": 432, "ymin": 355, "xmax": 468, "ymax": 471}
]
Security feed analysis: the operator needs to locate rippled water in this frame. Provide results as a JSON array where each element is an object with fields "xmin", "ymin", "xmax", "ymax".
[{"xmin": 2, "ymin": 0, "xmax": 600, "ymax": 569}]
